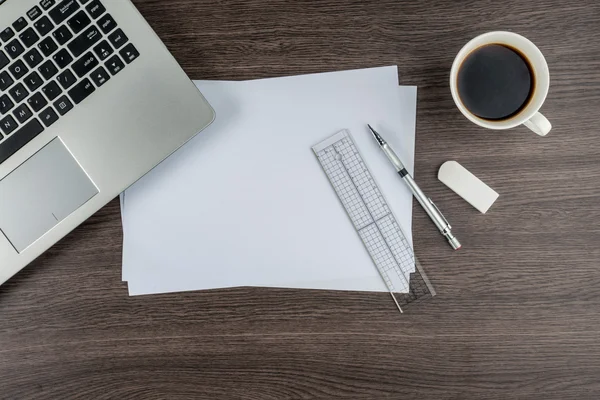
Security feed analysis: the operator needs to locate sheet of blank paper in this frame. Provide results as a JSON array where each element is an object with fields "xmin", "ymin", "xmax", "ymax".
[{"xmin": 120, "ymin": 66, "xmax": 417, "ymax": 296}]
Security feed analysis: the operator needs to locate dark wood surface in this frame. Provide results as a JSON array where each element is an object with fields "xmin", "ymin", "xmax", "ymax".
[{"xmin": 2, "ymin": 0, "xmax": 600, "ymax": 398}]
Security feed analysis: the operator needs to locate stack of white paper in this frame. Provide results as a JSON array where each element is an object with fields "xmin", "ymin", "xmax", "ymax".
[{"xmin": 120, "ymin": 66, "xmax": 418, "ymax": 296}]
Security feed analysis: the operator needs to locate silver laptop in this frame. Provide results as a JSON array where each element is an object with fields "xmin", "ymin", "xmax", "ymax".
[{"xmin": 0, "ymin": 0, "xmax": 215, "ymax": 285}]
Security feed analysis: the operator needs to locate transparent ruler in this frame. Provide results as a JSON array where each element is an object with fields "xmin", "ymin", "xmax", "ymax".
[{"xmin": 313, "ymin": 130, "xmax": 435, "ymax": 312}]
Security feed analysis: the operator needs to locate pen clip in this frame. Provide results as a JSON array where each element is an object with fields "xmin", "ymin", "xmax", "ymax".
[{"xmin": 428, "ymin": 198, "xmax": 450, "ymax": 228}]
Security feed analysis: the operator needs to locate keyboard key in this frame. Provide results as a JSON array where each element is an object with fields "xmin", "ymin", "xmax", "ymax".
[
  {"xmin": 24, "ymin": 48, "xmax": 44, "ymax": 68},
  {"xmin": 13, "ymin": 103, "xmax": 33, "ymax": 124},
  {"xmin": 8, "ymin": 60, "xmax": 29, "ymax": 80},
  {"xmin": 27, "ymin": 92, "xmax": 48, "ymax": 112},
  {"xmin": 0, "ymin": 95, "xmax": 14, "ymax": 115},
  {"xmin": 0, "ymin": 51, "xmax": 8, "ymax": 69},
  {"xmin": 49, "ymin": 0, "xmax": 80, "ymax": 25},
  {"xmin": 27, "ymin": 6, "xmax": 43, "ymax": 21},
  {"xmin": 0, "ymin": 118, "xmax": 45, "ymax": 163},
  {"xmin": 93, "ymin": 40, "xmax": 113, "ymax": 61},
  {"xmin": 9, "ymin": 83, "xmax": 29, "ymax": 103},
  {"xmin": 38, "ymin": 36, "xmax": 59, "ymax": 56},
  {"xmin": 42, "ymin": 80, "xmax": 62, "ymax": 101},
  {"xmin": 90, "ymin": 66, "xmax": 109, "ymax": 87},
  {"xmin": 53, "ymin": 25, "xmax": 73, "ymax": 45},
  {"xmin": 0, "ymin": 71, "xmax": 13, "ymax": 91},
  {"xmin": 79, "ymin": 0, "xmax": 92, "ymax": 3},
  {"xmin": 86, "ymin": 0, "xmax": 106, "ymax": 19},
  {"xmin": 19, "ymin": 27, "xmax": 40, "ymax": 48},
  {"xmin": 34, "ymin": 16, "xmax": 54, "ymax": 36},
  {"xmin": 119, "ymin": 44, "xmax": 140, "ymax": 64},
  {"xmin": 108, "ymin": 29, "xmax": 127, "ymax": 49},
  {"xmin": 72, "ymin": 52, "xmax": 98, "ymax": 77},
  {"xmin": 5, "ymin": 39, "xmax": 25, "ymax": 59},
  {"xmin": 105, "ymin": 54, "xmax": 124, "ymax": 76},
  {"xmin": 0, "ymin": 115, "xmax": 18, "ymax": 135},
  {"xmin": 41, "ymin": 0, "xmax": 57, "ymax": 11},
  {"xmin": 24, "ymin": 71, "xmax": 44, "ymax": 91},
  {"xmin": 53, "ymin": 48, "xmax": 73, "ymax": 69},
  {"xmin": 39, "ymin": 60, "xmax": 59, "ymax": 79},
  {"xmin": 67, "ymin": 10, "xmax": 91, "ymax": 34},
  {"xmin": 98, "ymin": 14, "xmax": 116, "ymax": 34},
  {"xmin": 13, "ymin": 17, "xmax": 28, "ymax": 32},
  {"xmin": 53, "ymin": 95, "xmax": 73, "ymax": 115},
  {"xmin": 56, "ymin": 69, "xmax": 76, "ymax": 89},
  {"xmin": 68, "ymin": 26, "xmax": 101, "ymax": 58},
  {"xmin": 1, "ymin": 27, "xmax": 15, "ymax": 43},
  {"xmin": 39, "ymin": 107, "xmax": 58, "ymax": 127},
  {"xmin": 68, "ymin": 78, "xmax": 94, "ymax": 104}
]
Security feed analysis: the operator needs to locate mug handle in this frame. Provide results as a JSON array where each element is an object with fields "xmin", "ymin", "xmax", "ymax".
[{"xmin": 523, "ymin": 112, "xmax": 552, "ymax": 136}]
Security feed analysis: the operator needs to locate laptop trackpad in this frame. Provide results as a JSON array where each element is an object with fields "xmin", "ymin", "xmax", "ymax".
[{"xmin": 0, "ymin": 138, "xmax": 98, "ymax": 253}]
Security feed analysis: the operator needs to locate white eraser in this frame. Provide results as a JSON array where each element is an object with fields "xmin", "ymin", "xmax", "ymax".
[{"xmin": 438, "ymin": 161, "xmax": 499, "ymax": 214}]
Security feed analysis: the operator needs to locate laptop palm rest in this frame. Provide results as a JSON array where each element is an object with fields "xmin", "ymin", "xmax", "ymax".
[{"xmin": 0, "ymin": 138, "xmax": 98, "ymax": 253}]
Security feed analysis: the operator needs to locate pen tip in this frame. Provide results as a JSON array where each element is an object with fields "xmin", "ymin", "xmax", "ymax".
[{"xmin": 367, "ymin": 124, "xmax": 386, "ymax": 146}]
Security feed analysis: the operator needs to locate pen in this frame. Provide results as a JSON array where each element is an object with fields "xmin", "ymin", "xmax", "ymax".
[{"xmin": 367, "ymin": 124, "xmax": 461, "ymax": 250}]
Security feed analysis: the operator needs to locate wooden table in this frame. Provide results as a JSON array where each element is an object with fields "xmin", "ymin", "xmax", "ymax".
[{"xmin": 2, "ymin": 1, "xmax": 600, "ymax": 398}]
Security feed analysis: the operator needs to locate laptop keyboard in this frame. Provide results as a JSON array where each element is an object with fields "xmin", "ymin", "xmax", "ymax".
[{"xmin": 0, "ymin": 0, "xmax": 141, "ymax": 165}]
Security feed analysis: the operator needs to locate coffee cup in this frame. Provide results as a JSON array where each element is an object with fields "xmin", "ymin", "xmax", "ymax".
[{"xmin": 450, "ymin": 31, "xmax": 551, "ymax": 136}]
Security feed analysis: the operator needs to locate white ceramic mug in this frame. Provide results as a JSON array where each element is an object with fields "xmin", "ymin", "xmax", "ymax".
[{"xmin": 450, "ymin": 31, "xmax": 551, "ymax": 136}]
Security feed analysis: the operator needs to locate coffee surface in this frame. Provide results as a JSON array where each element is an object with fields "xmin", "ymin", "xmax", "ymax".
[{"xmin": 457, "ymin": 44, "xmax": 533, "ymax": 120}]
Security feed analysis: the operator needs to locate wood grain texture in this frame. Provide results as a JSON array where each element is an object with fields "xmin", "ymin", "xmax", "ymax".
[{"xmin": 2, "ymin": 0, "xmax": 600, "ymax": 398}]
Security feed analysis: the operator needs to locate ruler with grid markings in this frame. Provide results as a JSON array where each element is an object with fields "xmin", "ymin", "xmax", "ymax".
[{"xmin": 313, "ymin": 129, "xmax": 435, "ymax": 312}]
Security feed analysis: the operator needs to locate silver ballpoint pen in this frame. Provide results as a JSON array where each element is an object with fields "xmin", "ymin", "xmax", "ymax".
[{"xmin": 368, "ymin": 125, "xmax": 461, "ymax": 250}]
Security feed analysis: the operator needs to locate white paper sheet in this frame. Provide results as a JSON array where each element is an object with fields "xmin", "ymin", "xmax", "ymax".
[{"xmin": 121, "ymin": 67, "xmax": 417, "ymax": 295}]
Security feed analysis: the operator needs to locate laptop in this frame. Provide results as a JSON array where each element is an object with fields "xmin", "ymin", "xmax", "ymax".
[{"xmin": 0, "ymin": 0, "xmax": 215, "ymax": 285}]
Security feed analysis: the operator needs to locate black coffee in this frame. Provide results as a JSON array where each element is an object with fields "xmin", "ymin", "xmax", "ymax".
[{"xmin": 457, "ymin": 44, "xmax": 534, "ymax": 120}]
